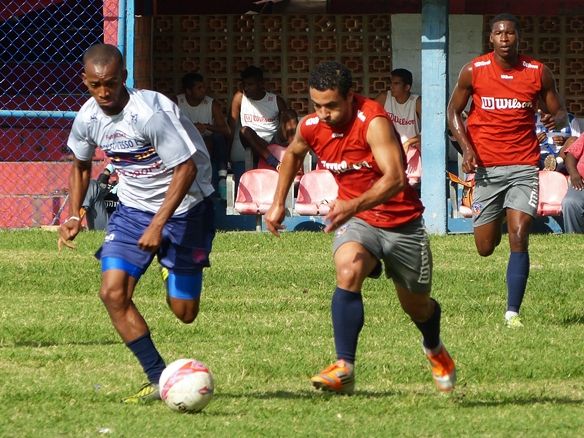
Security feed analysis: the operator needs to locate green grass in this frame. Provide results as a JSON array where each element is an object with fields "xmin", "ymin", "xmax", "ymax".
[{"xmin": 1, "ymin": 229, "xmax": 584, "ymax": 437}]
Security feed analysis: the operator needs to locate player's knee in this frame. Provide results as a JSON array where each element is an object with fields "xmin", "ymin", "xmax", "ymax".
[
  {"xmin": 99, "ymin": 284, "xmax": 128, "ymax": 309},
  {"xmin": 336, "ymin": 264, "xmax": 365, "ymax": 289},
  {"xmin": 170, "ymin": 300, "xmax": 199, "ymax": 324},
  {"xmin": 165, "ymin": 270, "xmax": 203, "ymax": 323},
  {"xmin": 477, "ymin": 245, "xmax": 495, "ymax": 257}
]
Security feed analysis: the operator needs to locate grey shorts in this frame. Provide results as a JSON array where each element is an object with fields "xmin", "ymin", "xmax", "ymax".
[
  {"xmin": 472, "ymin": 165, "xmax": 539, "ymax": 227},
  {"xmin": 332, "ymin": 216, "xmax": 432, "ymax": 293}
]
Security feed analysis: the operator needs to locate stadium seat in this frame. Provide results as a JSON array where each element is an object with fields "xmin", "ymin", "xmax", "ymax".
[
  {"xmin": 293, "ymin": 169, "xmax": 338, "ymax": 216},
  {"xmin": 537, "ymin": 170, "xmax": 568, "ymax": 216},
  {"xmin": 230, "ymin": 168, "xmax": 292, "ymax": 230},
  {"xmin": 406, "ymin": 146, "xmax": 422, "ymax": 186}
]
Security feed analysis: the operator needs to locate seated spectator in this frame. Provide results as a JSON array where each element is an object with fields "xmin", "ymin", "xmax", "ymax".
[
  {"xmin": 373, "ymin": 68, "xmax": 421, "ymax": 189},
  {"xmin": 176, "ymin": 72, "xmax": 231, "ymax": 199},
  {"xmin": 257, "ymin": 109, "xmax": 299, "ymax": 170},
  {"xmin": 562, "ymin": 135, "xmax": 584, "ymax": 233},
  {"xmin": 536, "ymin": 110, "xmax": 581, "ymax": 171},
  {"xmin": 229, "ymin": 65, "xmax": 287, "ymax": 178},
  {"xmin": 82, "ymin": 164, "xmax": 119, "ymax": 230}
]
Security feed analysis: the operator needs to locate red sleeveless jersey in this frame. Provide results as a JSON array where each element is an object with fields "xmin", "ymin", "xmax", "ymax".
[
  {"xmin": 467, "ymin": 52, "xmax": 543, "ymax": 167},
  {"xmin": 300, "ymin": 94, "xmax": 423, "ymax": 228}
]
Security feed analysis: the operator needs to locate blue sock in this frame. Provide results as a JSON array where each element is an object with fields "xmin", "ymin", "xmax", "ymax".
[
  {"xmin": 126, "ymin": 332, "xmax": 166, "ymax": 384},
  {"xmin": 414, "ymin": 299, "xmax": 441, "ymax": 350},
  {"xmin": 506, "ymin": 252, "xmax": 530, "ymax": 313},
  {"xmin": 331, "ymin": 287, "xmax": 364, "ymax": 363}
]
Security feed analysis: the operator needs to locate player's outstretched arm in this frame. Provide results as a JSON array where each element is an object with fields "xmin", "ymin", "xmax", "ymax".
[
  {"xmin": 265, "ymin": 119, "xmax": 309, "ymax": 237},
  {"xmin": 58, "ymin": 157, "xmax": 91, "ymax": 250}
]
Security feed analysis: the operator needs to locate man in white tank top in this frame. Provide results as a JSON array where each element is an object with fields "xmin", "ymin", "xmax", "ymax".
[
  {"xmin": 176, "ymin": 73, "xmax": 231, "ymax": 198},
  {"xmin": 374, "ymin": 68, "xmax": 422, "ymax": 189},
  {"xmin": 229, "ymin": 65, "xmax": 287, "ymax": 176}
]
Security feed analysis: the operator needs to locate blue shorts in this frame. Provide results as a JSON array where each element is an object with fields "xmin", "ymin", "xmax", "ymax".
[{"xmin": 96, "ymin": 198, "xmax": 215, "ymax": 277}]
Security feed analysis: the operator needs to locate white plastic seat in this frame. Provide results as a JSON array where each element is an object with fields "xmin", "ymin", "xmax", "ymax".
[
  {"xmin": 293, "ymin": 169, "xmax": 339, "ymax": 216},
  {"xmin": 537, "ymin": 170, "xmax": 568, "ymax": 216}
]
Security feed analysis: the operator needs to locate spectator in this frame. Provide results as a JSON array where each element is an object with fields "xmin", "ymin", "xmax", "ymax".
[
  {"xmin": 374, "ymin": 68, "xmax": 421, "ymax": 188},
  {"xmin": 447, "ymin": 13, "xmax": 566, "ymax": 328},
  {"xmin": 229, "ymin": 65, "xmax": 287, "ymax": 178},
  {"xmin": 59, "ymin": 44, "xmax": 215, "ymax": 404},
  {"xmin": 82, "ymin": 164, "xmax": 119, "ymax": 230},
  {"xmin": 176, "ymin": 72, "xmax": 231, "ymax": 199},
  {"xmin": 536, "ymin": 110, "xmax": 580, "ymax": 171},
  {"xmin": 562, "ymin": 135, "xmax": 584, "ymax": 233},
  {"xmin": 266, "ymin": 61, "xmax": 456, "ymax": 395},
  {"xmin": 257, "ymin": 108, "xmax": 300, "ymax": 170}
]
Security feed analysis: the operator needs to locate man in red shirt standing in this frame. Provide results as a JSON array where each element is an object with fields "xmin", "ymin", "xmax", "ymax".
[
  {"xmin": 448, "ymin": 13, "xmax": 566, "ymax": 328},
  {"xmin": 265, "ymin": 61, "xmax": 455, "ymax": 395}
]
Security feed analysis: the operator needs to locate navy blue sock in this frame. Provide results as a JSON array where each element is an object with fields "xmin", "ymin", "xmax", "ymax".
[
  {"xmin": 126, "ymin": 332, "xmax": 166, "ymax": 384},
  {"xmin": 414, "ymin": 299, "xmax": 441, "ymax": 350},
  {"xmin": 506, "ymin": 251, "xmax": 530, "ymax": 313},
  {"xmin": 331, "ymin": 287, "xmax": 364, "ymax": 363}
]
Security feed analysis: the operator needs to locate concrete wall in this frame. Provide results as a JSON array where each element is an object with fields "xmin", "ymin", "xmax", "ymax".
[{"xmin": 391, "ymin": 14, "xmax": 484, "ymax": 97}]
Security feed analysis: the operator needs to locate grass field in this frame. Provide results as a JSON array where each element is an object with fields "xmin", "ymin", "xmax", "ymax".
[{"xmin": 1, "ymin": 229, "xmax": 584, "ymax": 437}]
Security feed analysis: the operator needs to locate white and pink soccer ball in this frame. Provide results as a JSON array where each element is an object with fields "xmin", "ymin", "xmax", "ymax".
[{"xmin": 159, "ymin": 358, "xmax": 214, "ymax": 413}]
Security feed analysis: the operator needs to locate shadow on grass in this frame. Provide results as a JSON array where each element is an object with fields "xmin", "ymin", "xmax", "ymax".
[
  {"xmin": 3, "ymin": 339, "xmax": 118, "ymax": 348},
  {"xmin": 216, "ymin": 389, "xmax": 397, "ymax": 400},
  {"xmin": 560, "ymin": 314, "xmax": 584, "ymax": 325},
  {"xmin": 457, "ymin": 395, "xmax": 584, "ymax": 407}
]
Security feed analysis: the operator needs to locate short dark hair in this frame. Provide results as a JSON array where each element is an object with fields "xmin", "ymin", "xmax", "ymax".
[
  {"xmin": 280, "ymin": 108, "xmax": 298, "ymax": 124},
  {"xmin": 83, "ymin": 44, "xmax": 124, "ymax": 68},
  {"xmin": 390, "ymin": 68, "xmax": 413, "ymax": 87},
  {"xmin": 241, "ymin": 65, "xmax": 264, "ymax": 81},
  {"xmin": 181, "ymin": 72, "xmax": 204, "ymax": 91},
  {"xmin": 490, "ymin": 13, "xmax": 520, "ymax": 34},
  {"xmin": 308, "ymin": 61, "xmax": 353, "ymax": 98}
]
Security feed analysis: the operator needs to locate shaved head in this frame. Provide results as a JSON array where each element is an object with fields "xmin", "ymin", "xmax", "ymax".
[{"xmin": 83, "ymin": 44, "xmax": 124, "ymax": 68}]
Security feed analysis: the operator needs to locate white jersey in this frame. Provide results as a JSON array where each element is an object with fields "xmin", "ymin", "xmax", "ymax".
[
  {"xmin": 176, "ymin": 94, "xmax": 214, "ymax": 136},
  {"xmin": 240, "ymin": 92, "xmax": 279, "ymax": 142},
  {"xmin": 383, "ymin": 93, "xmax": 420, "ymax": 144},
  {"xmin": 68, "ymin": 88, "xmax": 214, "ymax": 215}
]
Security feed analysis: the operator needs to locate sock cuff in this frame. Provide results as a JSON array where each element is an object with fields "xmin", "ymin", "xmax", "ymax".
[{"xmin": 126, "ymin": 332, "xmax": 151, "ymax": 347}]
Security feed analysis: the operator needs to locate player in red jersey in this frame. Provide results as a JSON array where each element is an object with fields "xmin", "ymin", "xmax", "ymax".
[
  {"xmin": 448, "ymin": 13, "xmax": 566, "ymax": 328},
  {"xmin": 265, "ymin": 61, "xmax": 455, "ymax": 395}
]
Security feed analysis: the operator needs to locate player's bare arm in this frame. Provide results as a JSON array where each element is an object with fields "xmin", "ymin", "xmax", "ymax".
[
  {"xmin": 539, "ymin": 65, "xmax": 567, "ymax": 131},
  {"xmin": 265, "ymin": 119, "xmax": 309, "ymax": 237},
  {"xmin": 139, "ymin": 158, "xmax": 197, "ymax": 252},
  {"xmin": 447, "ymin": 62, "xmax": 477, "ymax": 173},
  {"xmin": 58, "ymin": 157, "xmax": 91, "ymax": 247}
]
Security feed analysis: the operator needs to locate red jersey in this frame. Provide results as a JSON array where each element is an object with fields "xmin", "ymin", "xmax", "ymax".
[
  {"xmin": 467, "ymin": 52, "xmax": 543, "ymax": 167},
  {"xmin": 300, "ymin": 94, "xmax": 423, "ymax": 228}
]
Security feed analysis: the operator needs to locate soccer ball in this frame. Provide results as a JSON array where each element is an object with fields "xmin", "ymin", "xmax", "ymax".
[{"xmin": 159, "ymin": 358, "xmax": 214, "ymax": 413}]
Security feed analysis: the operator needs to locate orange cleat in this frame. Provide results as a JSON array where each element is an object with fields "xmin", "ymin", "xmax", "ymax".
[
  {"xmin": 310, "ymin": 360, "xmax": 355, "ymax": 395},
  {"xmin": 424, "ymin": 343, "xmax": 456, "ymax": 393}
]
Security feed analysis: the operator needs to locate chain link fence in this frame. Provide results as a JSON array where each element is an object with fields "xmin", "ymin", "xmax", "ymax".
[{"xmin": 0, "ymin": 0, "xmax": 119, "ymax": 228}]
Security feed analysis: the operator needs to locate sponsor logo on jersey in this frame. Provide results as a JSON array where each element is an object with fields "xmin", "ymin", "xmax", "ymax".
[
  {"xmin": 331, "ymin": 132, "xmax": 344, "ymax": 138},
  {"xmin": 243, "ymin": 114, "xmax": 277, "ymax": 123},
  {"xmin": 388, "ymin": 112, "xmax": 416, "ymax": 126},
  {"xmin": 522, "ymin": 61, "xmax": 539, "ymax": 69},
  {"xmin": 357, "ymin": 110, "xmax": 366, "ymax": 122},
  {"xmin": 480, "ymin": 97, "xmax": 533, "ymax": 110},
  {"xmin": 500, "ymin": 74, "xmax": 514, "ymax": 80},
  {"xmin": 305, "ymin": 116, "xmax": 320, "ymax": 126},
  {"xmin": 320, "ymin": 160, "xmax": 372, "ymax": 173},
  {"xmin": 474, "ymin": 60, "xmax": 491, "ymax": 67}
]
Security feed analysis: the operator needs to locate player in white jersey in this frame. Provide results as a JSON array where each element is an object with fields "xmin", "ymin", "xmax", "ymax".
[
  {"xmin": 59, "ymin": 44, "xmax": 216, "ymax": 404},
  {"xmin": 229, "ymin": 65, "xmax": 287, "ymax": 173},
  {"xmin": 176, "ymin": 72, "xmax": 230, "ymax": 198}
]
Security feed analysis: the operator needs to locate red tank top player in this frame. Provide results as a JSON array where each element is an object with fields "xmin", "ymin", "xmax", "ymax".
[
  {"xmin": 467, "ymin": 51, "xmax": 544, "ymax": 167},
  {"xmin": 300, "ymin": 94, "xmax": 423, "ymax": 228}
]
